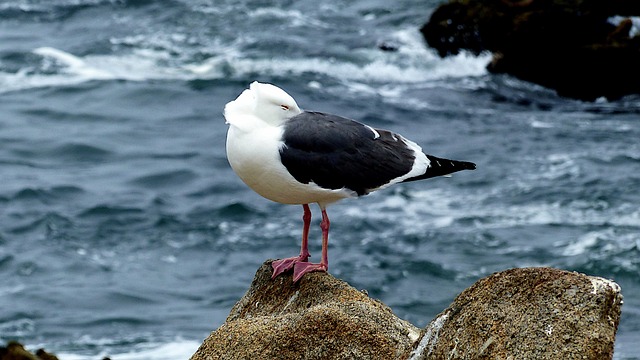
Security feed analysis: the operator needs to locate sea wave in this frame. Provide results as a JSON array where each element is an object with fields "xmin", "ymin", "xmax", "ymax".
[
  {"xmin": 0, "ymin": 28, "xmax": 490, "ymax": 95},
  {"xmin": 54, "ymin": 339, "xmax": 200, "ymax": 360},
  {"xmin": 343, "ymin": 186, "xmax": 640, "ymax": 234}
]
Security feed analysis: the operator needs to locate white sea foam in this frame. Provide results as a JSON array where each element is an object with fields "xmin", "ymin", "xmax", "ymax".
[
  {"xmin": 562, "ymin": 228, "xmax": 640, "ymax": 260},
  {"xmin": 247, "ymin": 7, "xmax": 330, "ymax": 28},
  {"xmin": 34, "ymin": 46, "xmax": 183, "ymax": 81},
  {"xmin": 188, "ymin": 49, "xmax": 488, "ymax": 85},
  {"xmin": 1, "ymin": 27, "xmax": 489, "ymax": 95},
  {"xmin": 342, "ymin": 181, "xmax": 640, "ymax": 239},
  {"xmin": 539, "ymin": 153, "xmax": 581, "ymax": 180},
  {"xmin": 56, "ymin": 340, "xmax": 200, "ymax": 360},
  {"xmin": 0, "ymin": 46, "xmax": 184, "ymax": 93},
  {"xmin": 529, "ymin": 115, "xmax": 554, "ymax": 128},
  {"xmin": 562, "ymin": 231, "xmax": 601, "ymax": 256}
]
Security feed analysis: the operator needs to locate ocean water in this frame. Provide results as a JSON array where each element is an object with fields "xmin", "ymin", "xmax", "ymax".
[{"xmin": 1, "ymin": 0, "xmax": 639, "ymax": 358}]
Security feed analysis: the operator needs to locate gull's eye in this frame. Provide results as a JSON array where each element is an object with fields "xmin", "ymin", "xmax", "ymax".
[{"xmin": 280, "ymin": 104, "xmax": 289, "ymax": 111}]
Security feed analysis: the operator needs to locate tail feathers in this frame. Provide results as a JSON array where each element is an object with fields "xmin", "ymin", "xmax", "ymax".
[{"xmin": 405, "ymin": 155, "xmax": 476, "ymax": 182}]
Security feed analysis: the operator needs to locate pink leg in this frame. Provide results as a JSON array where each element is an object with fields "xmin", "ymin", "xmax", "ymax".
[
  {"xmin": 292, "ymin": 207, "xmax": 329, "ymax": 282},
  {"xmin": 272, "ymin": 204, "xmax": 312, "ymax": 279}
]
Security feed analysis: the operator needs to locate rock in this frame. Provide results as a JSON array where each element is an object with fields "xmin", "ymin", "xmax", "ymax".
[
  {"xmin": 0, "ymin": 342, "xmax": 58, "ymax": 360},
  {"xmin": 192, "ymin": 263, "xmax": 622, "ymax": 360},
  {"xmin": 421, "ymin": 0, "xmax": 640, "ymax": 101},
  {"xmin": 410, "ymin": 267, "xmax": 623, "ymax": 360},
  {"xmin": 378, "ymin": 41, "xmax": 400, "ymax": 52},
  {"xmin": 33, "ymin": 350, "xmax": 58, "ymax": 360},
  {"xmin": 190, "ymin": 260, "xmax": 421, "ymax": 360}
]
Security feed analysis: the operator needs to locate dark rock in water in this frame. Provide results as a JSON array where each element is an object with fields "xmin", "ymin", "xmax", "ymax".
[
  {"xmin": 33, "ymin": 349, "xmax": 58, "ymax": 360},
  {"xmin": 378, "ymin": 41, "xmax": 400, "ymax": 52},
  {"xmin": 421, "ymin": 0, "xmax": 640, "ymax": 101},
  {"xmin": 190, "ymin": 260, "xmax": 421, "ymax": 360},
  {"xmin": 0, "ymin": 341, "xmax": 58, "ymax": 360},
  {"xmin": 191, "ymin": 262, "xmax": 622, "ymax": 360},
  {"xmin": 410, "ymin": 268, "xmax": 622, "ymax": 360},
  {"xmin": 0, "ymin": 342, "xmax": 112, "ymax": 360}
]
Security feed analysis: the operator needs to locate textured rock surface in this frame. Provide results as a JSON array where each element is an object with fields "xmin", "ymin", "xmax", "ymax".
[
  {"xmin": 193, "ymin": 263, "xmax": 622, "ymax": 360},
  {"xmin": 421, "ymin": 0, "xmax": 640, "ymax": 100},
  {"xmin": 410, "ymin": 267, "xmax": 623, "ymax": 360},
  {"xmin": 0, "ymin": 342, "xmax": 59, "ymax": 360},
  {"xmin": 190, "ymin": 260, "xmax": 421, "ymax": 360}
]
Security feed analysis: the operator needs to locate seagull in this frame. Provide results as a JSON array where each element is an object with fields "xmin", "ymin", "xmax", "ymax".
[{"xmin": 224, "ymin": 82, "xmax": 476, "ymax": 282}]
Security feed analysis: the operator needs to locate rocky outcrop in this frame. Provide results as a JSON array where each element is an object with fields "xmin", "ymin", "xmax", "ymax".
[
  {"xmin": 0, "ymin": 342, "xmax": 58, "ymax": 360},
  {"xmin": 421, "ymin": 0, "xmax": 640, "ymax": 101},
  {"xmin": 190, "ymin": 260, "xmax": 421, "ymax": 360},
  {"xmin": 410, "ymin": 267, "xmax": 622, "ymax": 359},
  {"xmin": 192, "ymin": 261, "xmax": 622, "ymax": 360},
  {"xmin": 0, "ymin": 342, "xmax": 112, "ymax": 360}
]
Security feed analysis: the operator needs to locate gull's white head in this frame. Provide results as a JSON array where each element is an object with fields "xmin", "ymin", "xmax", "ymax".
[{"xmin": 224, "ymin": 82, "xmax": 302, "ymax": 128}]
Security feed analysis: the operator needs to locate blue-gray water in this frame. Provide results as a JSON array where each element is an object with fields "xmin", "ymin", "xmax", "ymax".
[{"xmin": 1, "ymin": 1, "xmax": 639, "ymax": 358}]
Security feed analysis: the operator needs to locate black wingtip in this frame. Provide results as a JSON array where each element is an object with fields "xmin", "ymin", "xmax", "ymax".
[
  {"xmin": 404, "ymin": 155, "xmax": 476, "ymax": 183},
  {"xmin": 461, "ymin": 160, "xmax": 477, "ymax": 171},
  {"xmin": 428, "ymin": 155, "xmax": 476, "ymax": 173}
]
